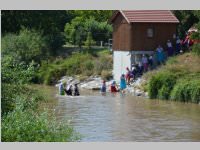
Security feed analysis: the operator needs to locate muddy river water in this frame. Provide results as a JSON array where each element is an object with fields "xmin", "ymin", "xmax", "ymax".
[{"xmin": 50, "ymin": 89, "xmax": 200, "ymax": 142}]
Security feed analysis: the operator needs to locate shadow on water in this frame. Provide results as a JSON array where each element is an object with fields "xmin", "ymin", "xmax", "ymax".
[{"xmin": 49, "ymin": 89, "xmax": 200, "ymax": 142}]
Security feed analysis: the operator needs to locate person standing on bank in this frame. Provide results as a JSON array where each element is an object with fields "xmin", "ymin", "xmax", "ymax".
[
  {"xmin": 167, "ymin": 40, "xmax": 174, "ymax": 57},
  {"xmin": 142, "ymin": 54, "xmax": 148, "ymax": 72},
  {"xmin": 176, "ymin": 36, "xmax": 181, "ymax": 55}
]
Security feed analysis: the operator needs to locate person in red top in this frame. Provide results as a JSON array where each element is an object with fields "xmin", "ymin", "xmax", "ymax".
[
  {"xmin": 110, "ymin": 81, "xmax": 119, "ymax": 92},
  {"xmin": 125, "ymin": 67, "xmax": 131, "ymax": 85}
]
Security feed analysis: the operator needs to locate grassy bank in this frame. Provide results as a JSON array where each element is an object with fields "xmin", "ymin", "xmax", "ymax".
[
  {"xmin": 1, "ymin": 84, "xmax": 80, "ymax": 142},
  {"xmin": 37, "ymin": 48, "xmax": 113, "ymax": 85},
  {"xmin": 143, "ymin": 52, "xmax": 200, "ymax": 103}
]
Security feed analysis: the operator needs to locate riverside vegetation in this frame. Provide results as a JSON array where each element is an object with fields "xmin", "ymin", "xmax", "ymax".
[
  {"xmin": 1, "ymin": 10, "xmax": 200, "ymax": 142},
  {"xmin": 143, "ymin": 49, "xmax": 200, "ymax": 103}
]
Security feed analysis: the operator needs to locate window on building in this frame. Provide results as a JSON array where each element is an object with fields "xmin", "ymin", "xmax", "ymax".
[{"xmin": 147, "ymin": 28, "xmax": 154, "ymax": 38}]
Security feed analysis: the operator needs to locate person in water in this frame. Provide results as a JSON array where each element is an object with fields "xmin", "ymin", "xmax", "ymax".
[
  {"xmin": 120, "ymin": 74, "xmax": 126, "ymax": 92},
  {"xmin": 59, "ymin": 83, "xmax": 65, "ymax": 95},
  {"xmin": 110, "ymin": 81, "xmax": 119, "ymax": 92},
  {"xmin": 65, "ymin": 84, "xmax": 73, "ymax": 96},
  {"xmin": 100, "ymin": 80, "xmax": 106, "ymax": 93},
  {"xmin": 73, "ymin": 84, "xmax": 80, "ymax": 96}
]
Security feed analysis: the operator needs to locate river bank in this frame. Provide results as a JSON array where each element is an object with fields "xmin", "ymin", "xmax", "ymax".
[
  {"xmin": 55, "ymin": 52, "xmax": 200, "ymax": 104},
  {"xmin": 1, "ymin": 84, "xmax": 80, "ymax": 142}
]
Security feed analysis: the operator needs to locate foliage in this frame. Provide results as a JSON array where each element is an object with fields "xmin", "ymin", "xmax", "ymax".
[
  {"xmin": 1, "ymin": 105, "xmax": 79, "ymax": 142},
  {"xmin": 38, "ymin": 49, "xmax": 113, "ymax": 85},
  {"xmin": 148, "ymin": 72, "xmax": 176, "ymax": 99},
  {"xmin": 2, "ymin": 29, "xmax": 48, "ymax": 65},
  {"xmin": 101, "ymin": 70, "xmax": 113, "ymax": 81},
  {"xmin": 64, "ymin": 17, "xmax": 112, "ymax": 48},
  {"xmin": 84, "ymin": 32, "xmax": 96, "ymax": 50},
  {"xmin": 192, "ymin": 43, "xmax": 200, "ymax": 56},
  {"xmin": 1, "ymin": 10, "xmax": 71, "ymax": 53},
  {"xmin": 73, "ymin": 10, "xmax": 113, "ymax": 22},
  {"xmin": 146, "ymin": 52, "xmax": 200, "ymax": 103},
  {"xmin": 170, "ymin": 79, "xmax": 200, "ymax": 103},
  {"xmin": 173, "ymin": 10, "xmax": 200, "ymax": 38}
]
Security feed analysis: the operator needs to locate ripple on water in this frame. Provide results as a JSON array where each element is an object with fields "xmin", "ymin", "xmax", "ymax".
[{"xmin": 52, "ymin": 90, "xmax": 200, "ymax": 142}]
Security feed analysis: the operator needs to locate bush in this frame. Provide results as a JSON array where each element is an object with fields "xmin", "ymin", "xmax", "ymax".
[
  {"xmin": 170, "ymin": 79, "xmax": 200, "ymax": 103},
  {"xmin": 1, "ymin": 84, "xmax": 44, "ymax": 116},
  {"xmin": 94, "ymin": 56, "xmax": 113, "ymax": 75},
  {"xmin": 101, "ymin": 70, "xmax": 113, "ymax": 80},
  {"xmin": 192, "ymin": 43, "xmax": 200, "ymax": 56},
  {"xmin": 2, "ymin": 29, "xmax": 48, "ymax": 65},
  {"xmin": 45, "ymin": 32, "xmax": 66, "ymax": 55},
  {"xmin": 1, "ymin": 108, "xmax": 79, "ymax": 142},
  {"xmin": 148, "ymin": 72, "xmax": 176, "ymax": 99}
]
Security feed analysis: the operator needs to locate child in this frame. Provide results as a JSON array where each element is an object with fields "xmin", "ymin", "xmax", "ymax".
[{"xmin": 74, "ymin": 84, "xmax": 80, "ymax": 96}]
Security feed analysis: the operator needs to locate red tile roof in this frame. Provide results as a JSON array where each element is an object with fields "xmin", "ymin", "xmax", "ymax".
[{"xmin": 111, "ymin": 10, "xmax": 179, "ymax": 23}]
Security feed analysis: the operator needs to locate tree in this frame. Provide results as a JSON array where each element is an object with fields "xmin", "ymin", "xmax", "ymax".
[
  {"xmin": 1, "ymin": 10, "xmax": 75, "ymax": 54},
  {"xmin": 84, "ymin": 32, "xmax": 96, "ymax": 50},
  {"xmin": 64, "ymin": 16, "xmax": 112, "ymax": 47},
  {"xmin": 173, "ymin": 10, "xmax": 199, "ymax": 38}
]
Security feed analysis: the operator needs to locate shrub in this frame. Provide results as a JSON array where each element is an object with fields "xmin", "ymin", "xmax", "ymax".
[
  {"xmin": 1, "ymin": 108, "xmax": 79, "ymax": 142},
  {"xmin": 1, "ymin": 29, "xmax": 48, "ymax": 65},
  {"xmin": 1, "ymin": 84, "xmax": 45, "ymax": 116},
  {"xmin": 82, "ymin": 60, "xmax": 94, "ymax": 71},
  {"xmin": 170, "ymin": 79, "xmax": 200, "ymax": 103},
  {"xmin": 94, "ymin": 56, "xmax": 112, "ymax": 75},
  {"xmin": 101, "ymin": 70, "xmax": 113, "ymax": 80},
  {"xmin": 148, "ymin": 71, "xmax": 176, "ymax": 99},
  {"xmin": 192, "ymin": 43, "xmax": 200, "ymax": 56}
]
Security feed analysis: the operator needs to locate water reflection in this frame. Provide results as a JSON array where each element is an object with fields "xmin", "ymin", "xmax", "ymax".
[{"xmin": 53, "ymin": 90, "xmax": 200, "ymax": 142}]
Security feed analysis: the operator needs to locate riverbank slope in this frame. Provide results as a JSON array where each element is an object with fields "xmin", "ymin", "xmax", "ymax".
[{"xmin": 141, "ymin": 52, "xmax": 200, "ymax": 103}]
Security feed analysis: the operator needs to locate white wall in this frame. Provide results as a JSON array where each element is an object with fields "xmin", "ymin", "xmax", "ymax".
[{"xmin": 113, "ymin": 51, "xmax": 131, "ymax": 83}]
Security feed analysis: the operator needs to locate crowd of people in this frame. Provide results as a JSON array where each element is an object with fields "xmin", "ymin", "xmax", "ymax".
[
  {"xmin": 100, "ymin": 35, "xmax": 193, "ymax": 94},
  {"xmin": 58, "ymin": 35, "xmax": 194, "ymax": 96}
]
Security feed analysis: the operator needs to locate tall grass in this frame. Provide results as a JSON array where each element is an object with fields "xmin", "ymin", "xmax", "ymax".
[
  {"xmin": 37, "ymin": 49, "xmax": 113, "ymax": 85},
  {"xmin": 146, "ymin": 52, "xmax": 200, "ymax": 103}
]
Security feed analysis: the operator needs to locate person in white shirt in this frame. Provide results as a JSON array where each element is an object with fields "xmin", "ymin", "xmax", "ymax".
[{"xmin": 167, "ymin": 40, "xmax": 174, "ymax": 56}]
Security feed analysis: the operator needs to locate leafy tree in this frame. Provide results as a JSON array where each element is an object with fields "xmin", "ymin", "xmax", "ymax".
[
  {"xmin": 84, "ymin": 32, "xmax": 96, "ymax": 50},
  {"xmin": 73, "ymin": 10, "xmax": 113, "ymax": 22},
  {"xmin": 64, "ymin": 17, "xmax": 112, "ymax": 47},
  {"xmin": 2, "ymin": 29, "xmax": 48, "ymax": 65},
  {"xmin": 173, "ymin": 10, "xmax": 199, "ymax": 38}
]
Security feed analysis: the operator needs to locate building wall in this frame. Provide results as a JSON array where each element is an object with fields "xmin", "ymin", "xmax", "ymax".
[
  {"xmin": 112, "ymin": 19, "xmax": 177, "ymax": 51},
  {"xmin": 132, "ymin": 23, "xmax": 177, "ymax": 51},
  {"xmin": 112, "ymin": 14, "xmax": 132, "ymax": 51},
  {"xmin": 113, "ymin": 51, "xmax": 131, "ymax": 82}
]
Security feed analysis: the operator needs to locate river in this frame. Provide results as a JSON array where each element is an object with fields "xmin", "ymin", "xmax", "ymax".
[{"xmin": 49, "ymin": 89, "xmax": 200, "ymax": 142}]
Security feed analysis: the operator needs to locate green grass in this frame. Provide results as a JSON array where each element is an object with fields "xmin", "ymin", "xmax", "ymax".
[
  {"xmin": 145, "ymin": 52, "xmax": 200, "ymax": 103},
  {"xmin": 37, "ymin": 48, "xmax": 113, "ymax": 85}
]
